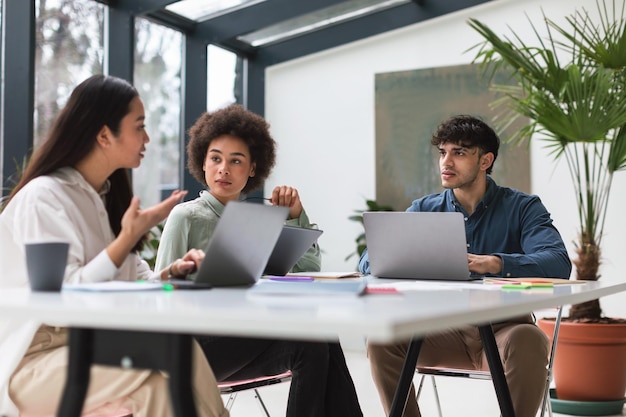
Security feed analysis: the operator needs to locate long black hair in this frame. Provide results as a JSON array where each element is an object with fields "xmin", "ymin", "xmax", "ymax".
[{"xmin": 7, "ymin": 74, "xmax": 145, "ymax": 251}]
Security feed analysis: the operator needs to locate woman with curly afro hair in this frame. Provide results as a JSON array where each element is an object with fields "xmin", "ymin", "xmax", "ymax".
[{"xmin": 155, "ymin": 104, "xmax": 362, "ymax": 417}]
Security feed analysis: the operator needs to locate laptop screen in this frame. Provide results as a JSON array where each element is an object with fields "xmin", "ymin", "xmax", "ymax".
[{"xmin": 363, "ymin": 211, "xmax": 472, "ymax": 280}]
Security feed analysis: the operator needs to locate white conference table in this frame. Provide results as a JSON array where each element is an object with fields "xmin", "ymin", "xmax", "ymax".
[{"xmin": 1, "ymin": 277, "xmax": 625, "ymax": 417}]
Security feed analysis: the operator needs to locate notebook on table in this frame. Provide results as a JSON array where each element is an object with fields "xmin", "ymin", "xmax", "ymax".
[
  {"xmin": 248, "ymin": 278, "xmax": 367, "ymax": 297},
  {"xmin": 167, "ymin": 201, "xmax": 289, "ymax": 289},
  {"xmin": 263, "ymin": 225, "xmax": 323, "ymax": 276},
  {"xmin": 362, "ymin": 211, "xmax": 473, "ymax": 281}
]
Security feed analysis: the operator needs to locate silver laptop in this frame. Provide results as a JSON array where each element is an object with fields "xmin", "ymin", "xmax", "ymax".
[
  {"xmin": 170, "ymin": 201, "xmax": 289, "ymax": 288},
  {"xmin": 362, "ymin": 211, "xmax": 473, "ymax": 280},
  {"xmin": 263, "ymin": 226, "xmax": 323, "ymax": 276}
]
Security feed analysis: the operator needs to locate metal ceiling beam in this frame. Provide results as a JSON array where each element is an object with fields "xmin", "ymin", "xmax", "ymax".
[
  {"xmin": 143, "ymin": 9, "xmax": 196, "ymax": 34},
  {"xmin": 110, "ymin": 2, "xmax": 196, "ymax": 34},
  {"xmin": 255, "ymin": 0, "xmax": 492, "ymax": 66},
  {"xmin": 107, "ymin": 0, "xmax": 179, "ymax": 15},
  {"xmin": 101, "ymin": 1, "xmax": 196, "ymax": 33},
  {"xmin": 213, "ymin": 38, "xmax": 257, "ymax": 58},
  {"xmin": 193, "ymin": 0, "xmax": 351, "ymax": 46}
]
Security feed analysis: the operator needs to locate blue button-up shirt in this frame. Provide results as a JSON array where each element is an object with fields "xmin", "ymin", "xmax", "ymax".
[{"xmin": 359, "ymin": 177, "xmax": 572, "ymax": 278}]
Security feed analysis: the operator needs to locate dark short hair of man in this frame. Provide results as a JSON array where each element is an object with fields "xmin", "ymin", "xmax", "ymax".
[{"xmin": 430, "ymin": 115, "xmax": 500, "ymax": 174}]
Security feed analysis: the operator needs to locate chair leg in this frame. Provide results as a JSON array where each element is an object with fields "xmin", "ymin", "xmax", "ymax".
[
  {"xmin": 416, "ymin": 374, "xmax": 426, "ymax": 400},
  {"xmin": 546, "ymin": 392, "xmax": 553, "ymax": 417},
  {"xmin": 254, "ymin": 388, "xmax": 272, "ymax": 417},
  {"xmin": 541, "ymin": 306, "xmax": 562, "ymax": 417},
  {"xmin": 430, "ymin": 376, "xmax": 444, "ymax": 417},
  {"xmin": 417, "ymin": 374, "xmax": 444, "ymax": 417},
  {"xmin": 540, "ymin": 382, "xmax": 550, "ymax": 417},
  {"xmin": 225, "ymin": 392, "xmax": 237, "ymax": 411}
]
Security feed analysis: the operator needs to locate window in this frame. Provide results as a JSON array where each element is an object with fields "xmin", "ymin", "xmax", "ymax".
[
  {"xmin": 34, "ymin": 0, "xmax": 104, "ymax": 147},
  {"xmin": 207, "ymin": 44, "xmax": 237, "ymax": 111},
  {"xmin": 133, "ymin": 18, "xmax": 183, "ymax": 207}
]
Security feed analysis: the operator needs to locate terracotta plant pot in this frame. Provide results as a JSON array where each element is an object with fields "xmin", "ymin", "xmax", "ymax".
[{"xmin": 538, "ymin": 319, "xmax": 626, "ymax": 401}]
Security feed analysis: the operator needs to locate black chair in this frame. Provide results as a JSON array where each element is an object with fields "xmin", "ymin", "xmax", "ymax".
[{"xmin": 218, "ymin": 371, "xmax": 292, "ymax": 416}]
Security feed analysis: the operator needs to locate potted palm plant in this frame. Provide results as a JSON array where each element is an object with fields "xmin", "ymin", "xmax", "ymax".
[{"xmin": 468, "ymin": 0, "xmax": 626, "ymax": 409}]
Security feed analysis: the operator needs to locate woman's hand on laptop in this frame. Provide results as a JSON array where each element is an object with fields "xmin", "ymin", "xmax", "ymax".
[
  {"xmin": 165, "ymin": 249, "xmax": 205, "ymax": 279},
  {"xmin": 467, "ymin": 254, "xmax": 502, "ymax": 275},
  {"xmin": 270, "ymin": 185, "xmax": 303, "ymax": 220}
]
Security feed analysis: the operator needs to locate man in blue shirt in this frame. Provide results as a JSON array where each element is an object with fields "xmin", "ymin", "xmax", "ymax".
[{"xmin": 360, "ymin": 115, "xmax": 571, "ymax": 417}]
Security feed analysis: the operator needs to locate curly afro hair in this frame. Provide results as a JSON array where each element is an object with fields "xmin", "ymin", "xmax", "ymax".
[{"xmin": 187, "ymin": 104, "xmax": 277, "ymax": 194}]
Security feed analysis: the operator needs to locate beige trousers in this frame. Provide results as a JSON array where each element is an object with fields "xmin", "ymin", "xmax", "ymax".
[
  {"xmin": 9, "ymin": 326, "xmax": 229, "ymax": 417},
  {"xmin": 367, "ymin": 317, "xmax": 549, "ymax": 417}
]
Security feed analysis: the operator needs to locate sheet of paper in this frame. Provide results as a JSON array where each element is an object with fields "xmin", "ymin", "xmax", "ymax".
[
  {"xmin": 483, "ymin": 278, "xmax": 585, "ymax": 285},
  {"xmin": 248, "ymin": 279, "xmax": 367, "ymax": 297},
  {"xmin": 63, "ymin": 281, "xmax": 164, "ymax": 292},
  {"xmin": 368, "ymin": 277, "xmax": 584, "ymax": 293},
  {"xmin": 285, "ymin": 271, "xmax": 363, "ymax": 279},
  {"xmin": 367, "ymin": 280, "xmax": 502, "ymax": 291}
]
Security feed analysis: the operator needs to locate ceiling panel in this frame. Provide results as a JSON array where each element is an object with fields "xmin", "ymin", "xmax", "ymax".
[
  {"xmin": 238, "ymin": 0, "xmax": 412, "ymax": 47},
  {"xmin": 166, "ymin": 0, "xmax": 266, "ymax": 20},
  {"xmin": 192, "ymin": 0, "xmax": 349, "ymax": 46},
  {"xmin": 104, "ymin": 0, "xmax": 492, "ymax": 61},
  {"xmin": 254, "ymin": 0, "xmax": 491, "ymax": 65}
]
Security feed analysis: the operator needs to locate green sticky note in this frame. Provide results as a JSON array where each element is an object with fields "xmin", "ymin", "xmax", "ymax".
[{"xmin": 502, "ymin": 283, "xmax": 532, "ymax": 290}]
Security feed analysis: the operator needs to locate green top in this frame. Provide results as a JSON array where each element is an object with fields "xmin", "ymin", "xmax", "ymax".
[{"xmin": 155, "ymin": 190, "xmax": 322, "ymax": 279}]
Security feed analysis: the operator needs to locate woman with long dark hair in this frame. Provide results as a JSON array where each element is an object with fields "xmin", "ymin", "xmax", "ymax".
[{"xmin": 0, "ymin": 74, "xmax": 228, "ymax": 417}]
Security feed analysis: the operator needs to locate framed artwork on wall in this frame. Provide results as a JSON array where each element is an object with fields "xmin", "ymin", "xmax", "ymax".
[{"xmin": 374, "ymin": 63, "xmax": 530, "ymax": 210}]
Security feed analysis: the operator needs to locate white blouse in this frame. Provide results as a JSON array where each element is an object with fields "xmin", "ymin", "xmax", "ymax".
[{"xmin": 0, "ymin": 167, "xmax": 155, "ymax": 415}]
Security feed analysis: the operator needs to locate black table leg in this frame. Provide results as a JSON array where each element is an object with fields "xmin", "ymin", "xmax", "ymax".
[
  {"xmin": 58, "ymin": 329, "xmax": 92, "ymax": 417},
  {"xmin": 388, "ymin": 338, "xmax": 423, "ymax": 417},
  {"xmin": 56, "ymin": 328, "xmax": 198, "ymax": 417},
  {"xmin": 165, "ymin": 334, "xmax": 198, "ymax": 417},
  {"xmin": 478, "ymin": 325, "xmax": 515, "ymax": 417}
]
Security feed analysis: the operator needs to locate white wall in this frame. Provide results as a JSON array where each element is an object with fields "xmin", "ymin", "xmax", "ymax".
[{"xmin": 264, "ymin": 0, "xmax": 626, "ymax": 318}]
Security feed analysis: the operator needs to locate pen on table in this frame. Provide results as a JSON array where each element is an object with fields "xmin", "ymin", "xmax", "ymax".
[
  {"xmin": 484, "ymin": 279, "xmax": 521, "ymax": 285},
  {"xmin": 243, "ymin": 197, "xmax": 272, "ymax": 202},
  {"xmin": 269, "ymin": 276, "xmax": 315, "ymax": 282}
]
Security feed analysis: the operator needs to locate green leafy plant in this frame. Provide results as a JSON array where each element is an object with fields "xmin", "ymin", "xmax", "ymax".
[
  {"xmin": 469, "ymin": 0, "xmax": 626, "ymax": 321},
  {"xmin": 140, "ymin": 222, "xmax": 164, "ymax": 270},
  {"xmin": 346, "ymin": 199, "xmax": 394, "ymax": 263},
  {"xmin": 1, "ymin": 157, "xmax": 29, "ymax": 210}
]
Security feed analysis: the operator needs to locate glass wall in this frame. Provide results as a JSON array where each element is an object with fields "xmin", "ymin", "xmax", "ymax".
[
  {"xmin": 30, "ymin": 1, "xmax": 239, "ymax": 209},
  {"xmin": 133, "ymin": 18, "xmax": 183, "ymax": 207},
  {"xmin": 34, "ymin": 0, "xmax": 104, "ymax": 146},
  {"xmin": 0, "ymin": 3, "xmax": 3, "ymax": 156}
]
